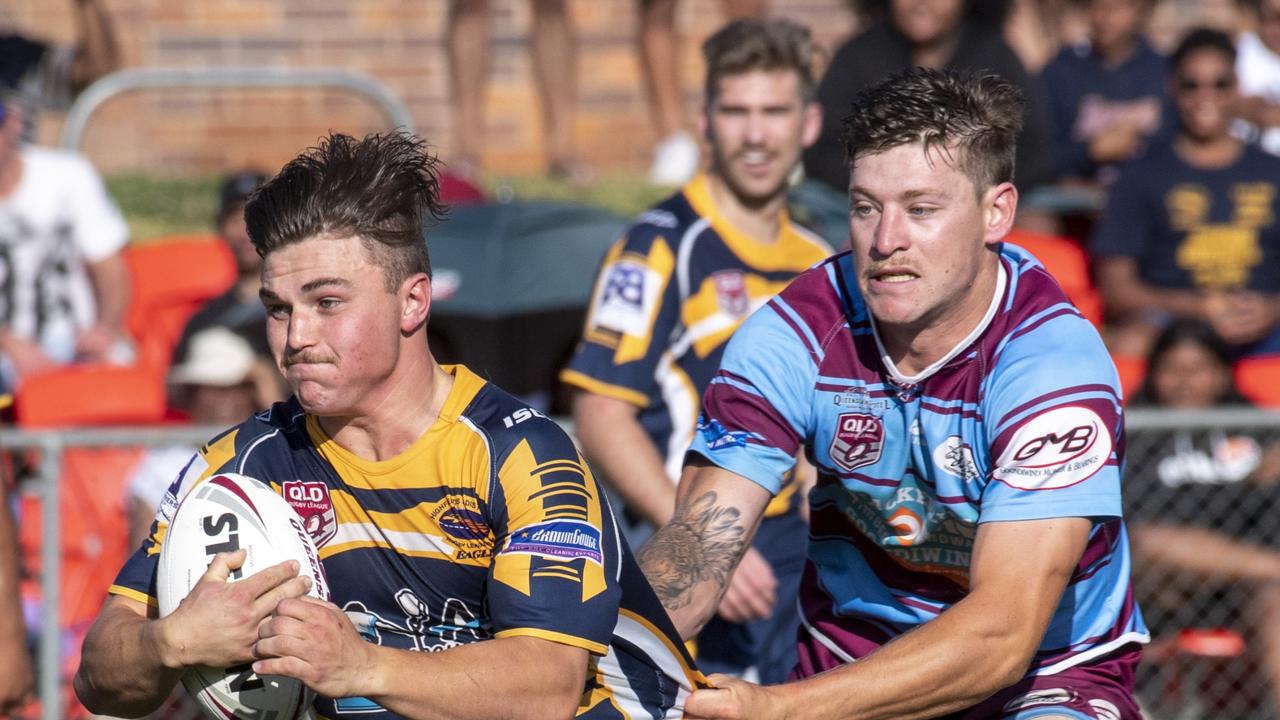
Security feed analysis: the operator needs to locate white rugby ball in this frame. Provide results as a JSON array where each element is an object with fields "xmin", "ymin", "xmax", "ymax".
[{"xmin": 158, "ymin": 472, "xmax": 330, "ymax": 720}]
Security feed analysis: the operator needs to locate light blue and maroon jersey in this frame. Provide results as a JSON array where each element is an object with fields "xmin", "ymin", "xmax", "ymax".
[{"xmin": 690, "ymin": 243, "xmax": 1149, "ymax": 678}]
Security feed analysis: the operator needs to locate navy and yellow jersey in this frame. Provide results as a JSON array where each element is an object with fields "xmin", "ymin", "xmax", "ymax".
[
  {"xmin": 110, "ymin": 365, "xmax": 705, "ymax": 719},
  {"xmin": 561, "ymin": 173, "xmax": 831, "ymax": 517}
]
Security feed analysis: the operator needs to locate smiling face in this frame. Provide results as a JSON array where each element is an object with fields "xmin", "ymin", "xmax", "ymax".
[
  {"xmin": 260, "ymin": 234, "xmax": 426, "ymax": 418},
  {"xmin": 849, "ymin": 142, "xmax": 1013, "ymax": 356},
  {"xmin": 1172, "ymin": 46, "xmax": 1237, "ymax": 143},
  {"xmin": 703, "ymin": 68, "xmax": 820, "ymax": 208}
]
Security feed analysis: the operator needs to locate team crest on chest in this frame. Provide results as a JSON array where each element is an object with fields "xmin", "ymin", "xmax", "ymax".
[
  {"xmin": 712, "ymin": 270, "xmax": 750, "ymax": 317},
  {"xmin": 830, "ymin": 412, "xmax": 884, "ymax": 472},
  {"xmin": 283, "ymin": 480, "xmax": 338, "ymax": 548}
]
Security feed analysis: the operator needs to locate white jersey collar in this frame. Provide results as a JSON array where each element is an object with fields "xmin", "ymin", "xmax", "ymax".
[{"xmin": 870, "ymin": 258, "xmax": 1008, "ymax": 387}]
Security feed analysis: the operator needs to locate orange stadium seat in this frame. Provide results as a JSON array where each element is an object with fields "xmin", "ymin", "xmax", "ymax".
[
  {"xmin": 1111, "ymin": 353, "xmax": 1147, "ymax": 401},
  {"xmin": 1235, "ymin": 356, "xmax": 1280, "ymax": 409},
  {"xmin": 1005, "ymin": 228, "xmax": 1103, "ymax": 328},
  {"xmin": 12, "ymin": 363, "xmax": 167, "ymax": 428},
  {"xmin": 123, "ymin": 235, "xmax": 236, "ymax": 371}
]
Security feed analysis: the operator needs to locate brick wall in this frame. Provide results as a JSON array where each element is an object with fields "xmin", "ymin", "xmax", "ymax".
[{"xmin": 7, "ymin": 0, "xmax": 859, "ymax": 177}]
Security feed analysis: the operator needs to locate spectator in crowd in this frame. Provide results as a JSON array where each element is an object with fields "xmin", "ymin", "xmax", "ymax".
[
  {"xmin": 0, "ymin": 478, "xmax": 33, "ymax": 714},
  {"xmin": 447, "ymin": 0, "xmax": 587, "ymax": 182},
  {"xmin": 0, "ymin": 0, "xmax": 119, "ymax": 140},
  {"xmin": 128, "ymin": 327, "xmax": 280, "ymax": 547},
  {"xmin": 643, "ymin": 67, "xmax": 1148, "ymax": 719},
  {"xmin": 170, "ymin": 171, "xmax": 273, "ymax": 367},
  {"xmin": 803, "ymin": 0, "xmax": 1056, "ymax": 199},
  {"xmin": 1235, "ymin": 0, "xmax": 1280, "ymax": 157},
  {"xmin": 1092, "ymin": 28, "xmax": 1280, "ymax": 359},
  {"xmin": 0, "ymin": 92, "xmax": 131, "ymax": 393},
  {"xmin": 564, "ymin": 17, "xmax": 830, "ymax": 684},
  {"xmin": 1125, "ymin": 318, "xmax": 1280, "ymax": 716},
  {"xmin": 1041, "ymin": 0, "xmax": 1170, "ymax": 187},
  {"xmin": 638, "ymin": 0, "xmax": 765, "ymax": 186}
]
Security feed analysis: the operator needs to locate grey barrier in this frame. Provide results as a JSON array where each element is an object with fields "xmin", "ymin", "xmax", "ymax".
[
  {"xmin": 59, "ymin": 66, "xmax": 416, "ymax": 152},
  {"xmin": 3, "ymin": 408, "xmax": 1279, "ymax": 719}
]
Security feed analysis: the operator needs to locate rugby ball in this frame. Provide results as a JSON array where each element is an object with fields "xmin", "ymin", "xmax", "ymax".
[{"xmin": 158, "ymin": 472, "xmax": 330, "ymax": 720}]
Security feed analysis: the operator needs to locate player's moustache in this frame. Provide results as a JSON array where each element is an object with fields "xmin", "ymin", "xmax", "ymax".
[{"xmin": 284, "ymin": 352, "xmax": 336, "ymax": 366}]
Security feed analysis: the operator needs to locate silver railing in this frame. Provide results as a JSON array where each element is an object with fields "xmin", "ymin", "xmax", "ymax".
[
  {"xmin": 59, "ymin": 66, "xmax": 415, "ymax": 151},
  {"xmin": 4, "ymin": 407, "xmax": 1280, "ymax": 719}
]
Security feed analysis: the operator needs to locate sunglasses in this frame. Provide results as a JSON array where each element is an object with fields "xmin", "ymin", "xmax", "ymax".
[{"xmin": 1176, "ymin": 76, "xmax": 1233, "ymax": 92}]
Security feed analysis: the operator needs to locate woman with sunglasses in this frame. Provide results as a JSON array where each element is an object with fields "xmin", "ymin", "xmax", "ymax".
[{"xmin": 1090, "ymin": 27, "xmax": 1280, "ymax": 364}]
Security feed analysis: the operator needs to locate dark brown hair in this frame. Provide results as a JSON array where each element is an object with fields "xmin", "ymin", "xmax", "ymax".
[
  {"xmin": 842, "ymin": 68, "xmax": 1023, "ymax": 194},
  {"xmin": 244, "ymin": 131, "xmax": 446, "ymax": 291},
  {"xmin": 702, "ymin": 18, "xmax": 819, "ymax": 105}
]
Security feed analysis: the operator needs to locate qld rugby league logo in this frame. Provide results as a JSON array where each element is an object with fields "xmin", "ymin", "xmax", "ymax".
[
  {"xmin": 712, "ymin": 270, "xmax": 750, "ymax": 317},
  {"xmin": 830, "ymin": 412, "xmax": 884, "ymax": 472},
  {"xmin": 283, "ymin": 480, "xmax": 338, "ymax": 547}
]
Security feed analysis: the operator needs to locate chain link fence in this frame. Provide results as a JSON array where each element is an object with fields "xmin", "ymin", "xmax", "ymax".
[{"xmin": 4, "ymin": 409, "xmax": 1280, "ymax": 719}]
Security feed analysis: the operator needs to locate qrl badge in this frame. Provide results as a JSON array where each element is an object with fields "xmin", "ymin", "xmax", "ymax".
[
  {"xmin": 830, "ymin": 412, "xmax": 884, "ymax": 472},
  {"xmin": 283, "ymin": 480, "xmax": 338, "ymax": 548},
  {"xmin": 713, "ymin": 270, "xmax": 750, "ymax": 317}
]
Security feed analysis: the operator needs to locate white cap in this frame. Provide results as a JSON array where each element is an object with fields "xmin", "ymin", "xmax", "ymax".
[{"xmin": 168, "ymin": 327, "xmax": 257, "ymax": 387}]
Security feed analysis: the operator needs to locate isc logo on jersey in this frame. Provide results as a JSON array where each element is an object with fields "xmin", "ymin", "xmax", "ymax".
[
  {"xmin": 590, "ymin": 258, "xmax": 662, "ymax": 337},
  {"xmin": 993, "ymin": 406, "xmax": 1112, "ymax": 490}
]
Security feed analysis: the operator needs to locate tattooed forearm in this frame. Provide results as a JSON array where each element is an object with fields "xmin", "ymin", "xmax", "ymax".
[{"xmin": 637, "ymin": 491, "xmax": 749, "ymax": 620}]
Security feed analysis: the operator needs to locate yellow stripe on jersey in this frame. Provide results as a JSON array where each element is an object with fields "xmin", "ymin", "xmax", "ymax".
[
  {"xmin": 108, "ymin": 585, "xmax": 155, "ymax": 610},
  {"xmin": 495, "ymin": 627, "xmax": 609, "ymax": 656},
  {"xmin": 683, "ymin": 274, "xmax": 796, "ymax": 359},
  {"xmin": 614, "ymin": 239, "xmax": 675, "ymax": 364},
  {"xmin": 580, "ymin": 662, "xmax": 630, "ymax": 719},
  {"xmin": 684, "ymin": 173, "xmax": 831, "ymax": 272},
  {"xmin": 559, "ymin": 369, "xmax": 650, "ymax": 408},
  {"xmin": 199, "ymin": 429, "xmax": 240, "ymax": 481},
  {"xmin": 493, "ymin": 439, "xmax": 609, "ymax": 602},
  {"xmin": 764, "ymin": 475, "xmax": 799, "ymax": 518},
  {"xmin": 146, "ymin": 429, "xmax": 239, "ymax": 558}
]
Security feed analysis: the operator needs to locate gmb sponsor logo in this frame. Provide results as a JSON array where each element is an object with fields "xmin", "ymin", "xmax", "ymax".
[
  {"xmin": 994, "ymin": 406, "xmax": 1112, "ymax": 490},
  {"xmin": 504, "ymin": 520, "xmax": 604, "ymax": 565}
]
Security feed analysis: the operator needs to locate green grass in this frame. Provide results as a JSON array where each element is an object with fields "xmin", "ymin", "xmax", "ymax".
[{"xmin": 107, "ymin": 171, "xmax": 667, "ymax": 243}]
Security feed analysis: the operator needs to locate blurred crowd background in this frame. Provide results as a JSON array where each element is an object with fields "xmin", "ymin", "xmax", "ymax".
[{"xmin": 4, "ymin": 0, "xmax": 1280, "ymax": 718}]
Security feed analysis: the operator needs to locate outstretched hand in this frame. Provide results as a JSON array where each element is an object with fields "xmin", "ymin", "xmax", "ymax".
[{"xmin": 685, "ymin": 673, "xmax": 784, "ymax": 720}]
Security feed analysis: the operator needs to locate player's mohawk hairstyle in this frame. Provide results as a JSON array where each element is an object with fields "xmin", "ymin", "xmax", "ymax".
[
  {"xmin": 842, "ymin": 68, "xmax": 1024, "ymax": 194},
  {"xmin": 245, "ymin": 131, "xmax": 446, "ymax": 290}
]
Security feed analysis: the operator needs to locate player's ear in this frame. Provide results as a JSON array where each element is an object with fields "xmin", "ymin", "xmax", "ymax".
[
  {"xmin": 801, "ymin": 101, "xmax": 822, "ymax": 149},
  {"xmin": 982, "ymin": 181, "xmax": 1018, "ymax": 247},
  {"xmin": 400, "ymin": 272, "xmax": 431, "ymax": 334}
]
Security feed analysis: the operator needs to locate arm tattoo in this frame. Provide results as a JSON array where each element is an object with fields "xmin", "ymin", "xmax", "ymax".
[{"xmin": 637, "ymin": 491, "xmax": 749, "ymax": 611}]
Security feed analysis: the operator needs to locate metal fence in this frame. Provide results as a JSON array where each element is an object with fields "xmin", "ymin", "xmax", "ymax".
[{"xmin": 3, "ymin": 408, "xmax": 1279, "ymax": 719}]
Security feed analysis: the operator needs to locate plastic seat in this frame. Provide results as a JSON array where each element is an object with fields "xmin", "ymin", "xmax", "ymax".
[
  {"xmin": 1235, "ymin": 355, "xmax": 1280, "ymax": 409},
  {"xmin": 1111, "ymin": 353, "xmax": 1147, "ymax": 401},
  {"xmin": 1005, "ymin": 228, "xmax": 1103, "ymax": 328},
  {"xmin": 123, "ymin": 234, "xmax": 236, "ymax": 371},
  {"xmin": 12, "ymin": 363, "xmax": 167, "ymax": 428}
]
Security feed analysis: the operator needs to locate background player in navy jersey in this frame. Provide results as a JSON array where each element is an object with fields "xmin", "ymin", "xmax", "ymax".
[
  {"xmin": 73, "ymin": 131, "xmax": 703, "ymax": 719},
  {"xmin": 562, "ymin": 17, "xmax": 829, "ymax": 685},
  {"xmin": 639, "ymin": 68, "xmax": 1148, "ymax": 719}
]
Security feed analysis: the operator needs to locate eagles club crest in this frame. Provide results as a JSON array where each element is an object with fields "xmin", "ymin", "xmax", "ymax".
[{"xmin": 830, "ymin": 412, "xmax": 884, "ymax": 472}]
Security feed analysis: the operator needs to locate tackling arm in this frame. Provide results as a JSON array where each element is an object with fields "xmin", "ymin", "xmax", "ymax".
[
  {"xmin": 685, "ymin": 516, "xmax": 1092, "ymax": 720},
  {"xmin": 636, "ymin": 457, "xmax": 772, "ymax": 639}
]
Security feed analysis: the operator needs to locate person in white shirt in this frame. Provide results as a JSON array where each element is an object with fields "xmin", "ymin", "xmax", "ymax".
[
  {"xmin": 0, "ymin": 93, "xmax": 131, "ymax": 391},
  {"xmin": 1236, "ymin": 0, "xmax": 1280, "ymax": 156}
]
